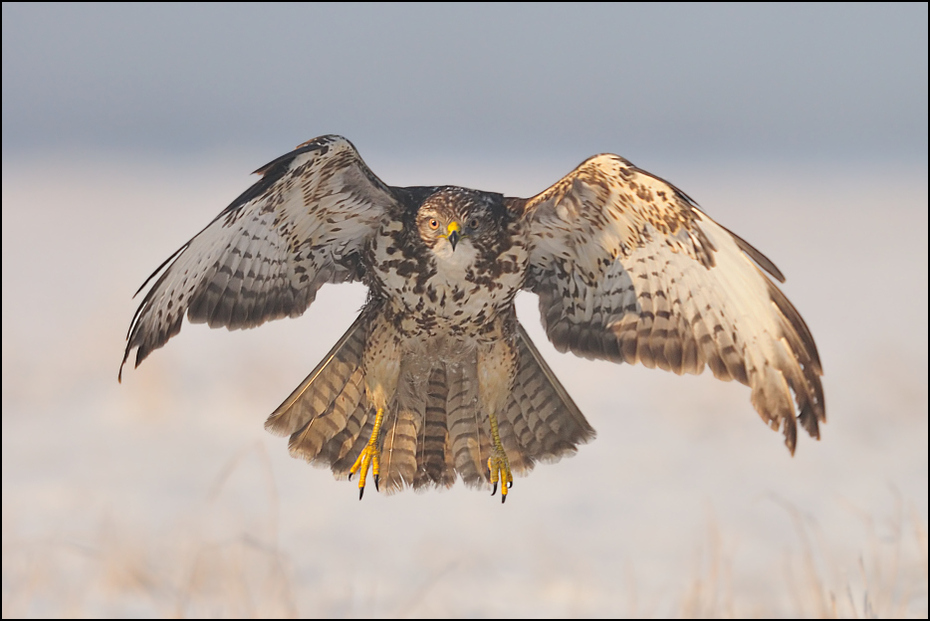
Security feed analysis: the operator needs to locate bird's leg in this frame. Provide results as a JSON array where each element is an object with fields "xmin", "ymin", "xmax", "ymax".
[
  {"xmin": 487, "ymin": 410, "xmax": 513, "ymax": 503},
  {"xmin": 478, "ymin": 326, "xmax": 518, "ymax": 504},
  {"xmin": 348, "ymin": 406, "xmax": 385, "ymax": 499}
]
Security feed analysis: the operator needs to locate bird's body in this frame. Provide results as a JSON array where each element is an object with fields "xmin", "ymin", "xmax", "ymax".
[
  {"xmin": 368, "ymin": 187, "xmax": 527, "ymax": 341},
  {"xmin": 121, "ymin": 135, "xmax": 825, "ymax": 500},
  {"xmin": 266, "ymin": 184, "xmax": 591, "ymax": 494}
]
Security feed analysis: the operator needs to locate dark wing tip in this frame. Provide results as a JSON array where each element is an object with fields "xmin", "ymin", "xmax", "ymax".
[{"xmin": 121, "ymin": 134, "xmax": 388, "ymax": 381}]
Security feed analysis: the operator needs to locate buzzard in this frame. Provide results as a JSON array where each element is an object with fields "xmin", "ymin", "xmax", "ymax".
[{"xmin": 121, "ymin": 135, "xmax": 825, "ymax": 502}]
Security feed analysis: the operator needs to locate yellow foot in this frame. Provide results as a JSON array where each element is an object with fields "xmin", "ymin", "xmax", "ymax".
[
  {"xmin": 348, "ymin": 444, "xmax": 380, "ymax": 499},
  {"xmin": 487, "ymin": 451, "xmax": 513, "ymax": 504},
  {"xmin": 348, "ymin": 407, "xmax": 385, "ymax": 500}
]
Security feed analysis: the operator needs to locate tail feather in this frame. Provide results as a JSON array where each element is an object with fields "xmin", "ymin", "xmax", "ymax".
[
  {"xmin": 379, "ymin": 397, "xmax": 421, "ymax": 493},
  {"xmin": 332, "ymin": 415, "xmax": 376, "ymax": 475},
  {"xmin": 286, "ymin": 365, "xmax": 366, "ymax": 462},
  {"xmin": 446, "ymin": 361, "xmax": 491, "ymax": 488},
  {"xmin": 503, "ymin": 325, "xmax": 596, "ymax": 465},
  {"xmin": 316, "ymin": 399, "xmax": 371, "ymax": 469},
  {"xmin": 414, "ymin": 366, "xmax": 456, "ymax": 489},
  {"xmin": 500, "ymin": 380, "xmax": 545, "ymax": 468},
  {"xmin": 264, "ymin": 315, "xmax": 594, "ymax": 492},
  {"xmin": 264, "ymin": 315, "xmax": 372, "ymax": 473},
  {"xmin": 265, "ymin": 314, "xmax": 367, "ymax": 437}
]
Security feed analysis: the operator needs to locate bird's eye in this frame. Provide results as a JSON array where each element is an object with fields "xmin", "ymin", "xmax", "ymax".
[
  {"xmin": 428, "ymin": 219, "xmax": 440, "ymax": 230},
  {"xmin": 467, "ymin": 218, "xmax": 479, "ymax": 229}
]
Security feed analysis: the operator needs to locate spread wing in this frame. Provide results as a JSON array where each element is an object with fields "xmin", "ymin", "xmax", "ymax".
[
  {"xmin": 517, "ymin": 154, "xmax": 825, "ymax": 453},
  {"xmin": 120, "ymin": 135, "xmax": 398, "ymax": 379}
]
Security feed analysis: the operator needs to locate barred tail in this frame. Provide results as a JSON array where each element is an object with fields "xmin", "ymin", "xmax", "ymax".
[
  {"xmin": 498, "ymin": 324, "xmax": 596, "ymax": 474},
  {"xmin": 264, "ymin": 316, "xmax": 595, "ymax": 493},
  {"xmin": 397, "ymin": 322, "xmax": 596, "ymax": 492},
  {"xmin": 264, "ymin": 314, "xmax": 374, "ymax": 471}
]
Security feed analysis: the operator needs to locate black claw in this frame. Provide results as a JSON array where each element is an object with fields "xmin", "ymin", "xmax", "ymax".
[
  {"xmin": 359, "ymin": 486, "xmax": 365, "ymax": 500},
  {"xmin": 491, "ymin": 481, "xmax": 498, "ymax": 496},
  {"xmin": 501, "ymin": 493, "xmax": 507, "ymax": 504},
  {"xmin": 507, "ymin": 480, "xmax": 513, "ymax": 489},
  {"xmin": 348, "ymin": 472, "xmax": 353, "ymax": 482},
  {"xmin": 374, "ymin": 474, "xmax": 380, "ymax": 492}
]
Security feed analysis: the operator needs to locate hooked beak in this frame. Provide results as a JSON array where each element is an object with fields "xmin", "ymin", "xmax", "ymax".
[{"xmin": 446, "ymin": 221, "xmax": 461, "ymax": 251}]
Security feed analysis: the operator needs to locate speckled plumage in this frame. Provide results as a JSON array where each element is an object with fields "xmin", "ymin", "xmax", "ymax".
[{"xmin": 122, "ymin": 135, "xmax": 825, "ymax": 495}]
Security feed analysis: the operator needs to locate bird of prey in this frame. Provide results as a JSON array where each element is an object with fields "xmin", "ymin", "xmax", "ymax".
[{"xmin": 121, "ymin": 135, "xmax": 825, "ymax": 502}]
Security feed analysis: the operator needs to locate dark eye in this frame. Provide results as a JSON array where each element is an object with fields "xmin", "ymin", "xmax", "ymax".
[
  {"xmin": 428, "ymin": 218, "xmax": 439, "ymax": 230},
  {"xmin": 467, "ymin": 218, "xmax": 479, "ymax": 229}
]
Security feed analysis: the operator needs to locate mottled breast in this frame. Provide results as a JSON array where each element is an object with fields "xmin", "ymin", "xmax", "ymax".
[{"xmin": 370, "ymin": 187, "xmax": 529, "ymax": 339}]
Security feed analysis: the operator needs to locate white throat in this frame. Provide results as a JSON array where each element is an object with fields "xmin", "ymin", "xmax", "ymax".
[{"xmin": 432, "ymin": 239, "xmax": 478, "ymax": 278}]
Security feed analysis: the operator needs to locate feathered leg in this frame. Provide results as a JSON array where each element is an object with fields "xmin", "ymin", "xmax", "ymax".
[
  {"xmin": 477, "ymin": 320, "xmax": 520, "ymax": 502},
  {"xmin": 349, "ymin": 312, "xmax": 402, "ymax": 499}
]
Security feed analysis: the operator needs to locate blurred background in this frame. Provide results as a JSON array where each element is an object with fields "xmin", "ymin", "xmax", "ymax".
[{"xmin": 3, "ymin": 3, "xmax": 926, "ymax": 617}]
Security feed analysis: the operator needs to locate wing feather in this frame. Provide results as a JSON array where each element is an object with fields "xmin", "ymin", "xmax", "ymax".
[
  {"xmin": 120, "ymin": 135, "xmax": 398, "ymax": 379},
  {"xmin": 519, "ymin": 154, "xmax": 825, "ymax": 453}
]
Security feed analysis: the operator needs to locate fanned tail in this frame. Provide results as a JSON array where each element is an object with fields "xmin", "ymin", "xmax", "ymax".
[
  {"xmin": 498, "ymin": 324, "xmax": 596, "ymax": 474},
  {"xmin": 264, "ymin": 315, "xmax": 373, "ymax": 472},
  {"xmin": 408, "ymin": 322, "xmax": 596, "ymax": 490},
  {"xmin": 264, "ymin": 316, "xmax": 594, "ymax": 493}
]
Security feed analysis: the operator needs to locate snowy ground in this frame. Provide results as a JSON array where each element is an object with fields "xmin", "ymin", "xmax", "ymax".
[{"xmin": 3, "ymin": 150, "xmax": 927, "ymax": 617}]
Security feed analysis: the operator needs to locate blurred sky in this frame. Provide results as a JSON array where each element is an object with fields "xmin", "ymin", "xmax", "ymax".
[
  {"xmin": 2, "ymin": 4, "xmax": 928, "ymax": 616},
  {"xmin": 2, "ymin": 3, "xmax": 927, "ymax": 162}
]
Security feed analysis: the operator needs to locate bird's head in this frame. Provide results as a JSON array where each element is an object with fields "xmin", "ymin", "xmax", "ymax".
[{"xmin": 417, "ymin": 187, "xmax": 500, "ymax": 260}]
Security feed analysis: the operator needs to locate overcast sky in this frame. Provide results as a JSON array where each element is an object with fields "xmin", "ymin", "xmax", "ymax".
[{"xmin": 2, "ymin": 3, "xmax": 927, "ymax": 161}]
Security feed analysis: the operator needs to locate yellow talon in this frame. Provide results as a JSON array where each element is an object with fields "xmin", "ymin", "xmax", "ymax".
[
  {"xmin": 487, "ymin": 410, "xmax": 513, "ymax": 503},
  {"xmin": 487, "ymin": 452, "xmax": 513, "ymax": 503},
  {"xmin": 349, "ymin": 444, "xmax": 380, "ymax": 499},
  {"xmin": 348, "ymin": 407, "xmax": 385, "ymax": 499}
]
